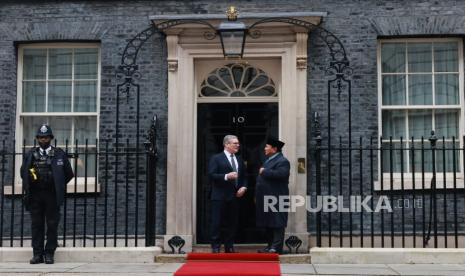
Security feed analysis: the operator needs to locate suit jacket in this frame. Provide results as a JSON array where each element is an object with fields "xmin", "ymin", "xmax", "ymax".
[
  {"xmin": 21, "ymin": 146, "xmax": 74, "ymax": 208},
  {"xmin": 255, "ymin": 152, "xmax": 290, "ymax": 228},
  {"xmin": 208, "ymin": 152, "xmax": 247, "ymax": 201}
]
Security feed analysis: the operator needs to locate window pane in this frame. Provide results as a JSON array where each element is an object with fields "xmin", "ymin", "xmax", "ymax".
[
  {"xmin": 434, "ymin": 42, "xmax": 458, "ymax": 72},
  {"xmin": 23, "ymin": 116, "xmax": 72, "ymax": 146},
  {"xmin": 382, "ymin": 75, "xmax": 405, "ymax": 105},
  {"xmin": 22, "ymin": 82, "xmax": 45, "ymax": 112},
  {"xmin": 49, "ymin": 49, "xmax": 72, "ymax": 79},
  {"xmin": 410, "ymin": 142, "xmax": 433, "ymax": 173},
  {"xmin": 382, "ymin": 43, "xmax": 405, "ymax": 73},
  {"xmin": 48, "ymin": 81, "xmax": 72, "ymax": 112},
  {"xmin": 74, "ymin": 116, "xmax": 97, "ymax": 145},
  {"xmin": 23, "ymin": 49, "xmax": 46, "ymax": 80},
  {"xmin": 201, "ymin": 85, "xmax": 225, "ymax": 97},
  {"xmin": 408, "ymin": 74, "xmax": 432, "ymax": 105},
  {"xmin": 408, "ymin": 43, "xmax": 432, "ymax": 73},
  {"xmin": 382, "ymin": 110, "xmax": 406, "ymax": 138},
  {"xmin": 74, "ymin": 81, "xmax": 97, "ymax": 112},
  {"xmin": 74, "ymin": 147, "xmax": 96, "ymax": 177},
  {"xmin": 218, "ymin": 67, "xmax": 234, "ymax": 90},
  {"xmin": 74, "ymin": 48, "xmax": 98, "ymax": 79},
  {"xmin": 436, "ymin": 142, "xmax": 460, "ymax": 173},
  {"xmin": 22, "ymin": 116, "xmax": 48, "ymax": 146},
  {"xmin": 435, "ymin": 110, "xmax": 459, "ymax": 139},
  {"xmin": 408, "ymin": 110, "xmax": 432, "ymax": 139},
  {"xmin": 49, "ymin": 117, "xmax": 72, "ymax": 145},
  {"xmin": 409, "ymin": 143, "xmax": 461, "ymax": 174},
  {"xmin": 206, "ymin": 75, "xmax": 228, "ymax": 91},
  {"xmin": 381, "ymin": 142, "xmax": 407, "ymax": 173},
  {"xmin": 435, "ymin": 74, "xmax": 459, "ymax": 105}
]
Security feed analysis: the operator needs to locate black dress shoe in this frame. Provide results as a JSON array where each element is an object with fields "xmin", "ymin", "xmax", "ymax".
[
  {"xmin": 30, "ymin": 255, "xmax": 44, "ymax": 264},
  {"xmin": 267, "ymin": 248, "xmax": 281, "ymax": 254},
  {"xmin": 257, "ymin": 247, "xmax": 270, "ymax": 253},
  {"xmin": 225, "ymin": 248, "xmax": 236, "ymax": 253},
  {"xmin": 212, "ymin": 248, "xmax": 220, "ymax": 253},
  {"xmin": 44, "ymin": 254, "xmax": 54, "ymax": 264}
]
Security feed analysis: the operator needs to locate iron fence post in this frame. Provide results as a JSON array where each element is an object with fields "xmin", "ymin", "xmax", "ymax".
[
  {"xmin": 144, "ymin": 115, "xmax": 158, "ymax": 246},
  {"xmin": 313, "ymin": 112, "xmax": 322, "ymax": 247},
  {"xmin": 426, "ymin": 130, "xmax": 438, "ymax": 247}
]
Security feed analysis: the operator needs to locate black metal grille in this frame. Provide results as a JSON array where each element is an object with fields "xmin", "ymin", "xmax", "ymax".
[
  {"xmin": 0, "ymin": 131, "xmax": 157, "ymax": 247},
  {"xmin": 311, "ymin": 132, "xmax": 465, "ymax": 248}
]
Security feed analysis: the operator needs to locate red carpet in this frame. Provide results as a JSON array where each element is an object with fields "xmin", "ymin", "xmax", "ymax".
[{"xmin": 174, "ymin": 253, "xmax": 281, "ymax": 276}]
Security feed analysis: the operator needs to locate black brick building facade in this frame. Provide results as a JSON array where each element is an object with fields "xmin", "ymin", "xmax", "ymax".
[{"xmin": 1, "ymin": 0, "xmax": 465, "ymax": 248}]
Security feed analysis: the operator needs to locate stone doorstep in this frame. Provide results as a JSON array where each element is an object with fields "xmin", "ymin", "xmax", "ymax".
[
  {"xmin": 280, "ymin": 254, "xmax": 311, "ymax": 264},
  {"xmin": 155, "ymin": 253, "xmax": 311, "ymax": 264},
  {"xmin": 155, "ymin": 254, "xmax": 187, "ymax": 263},
  {"xmin": 310, "ymin": 248, "xmax": 465, "ymax": 264},
  {"xmin": 192, "ymin": 244, "xmax": 268, "ymax": 253},
  {"xmin": 192, "ymin": 244, "xmax": 311, "ymax": 264},
  {"xmin": 191, "ymin": 244, "xmax": 309, "ymax": 254},
  {"xmin": 0, "ymin": 247, "xmax": 163, "ymax": 263}
]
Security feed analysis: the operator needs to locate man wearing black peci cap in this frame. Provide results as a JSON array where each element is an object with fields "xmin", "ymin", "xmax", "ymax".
[
  {"xmin": 21, "ymin": 124, "xmax": 74, "ymax": 264},
  {"xmin": 255, "ymin": 137, "xmax": 290, "ymax": 254}
]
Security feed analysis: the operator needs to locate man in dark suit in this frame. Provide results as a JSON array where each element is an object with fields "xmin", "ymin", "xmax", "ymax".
[
  {"xmin": 21, "ymin": 124, "xmax": 74, "ymax": 264},
  {"xmin": 255, "ymin": 137, "xmax": 290, "ymax": 254},
  {"xmin": 208, "ymin": 135, "xmax": 248, "ymax": 253}
]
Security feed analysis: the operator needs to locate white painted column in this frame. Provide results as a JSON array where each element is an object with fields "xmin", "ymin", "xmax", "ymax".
[
  {"xmin": 164, "ymin": 35, "xmax": 194, "ymax": 252},
  {"xmin": 282, "ymin": 32, "xmax": 309, "ymax": 251}
]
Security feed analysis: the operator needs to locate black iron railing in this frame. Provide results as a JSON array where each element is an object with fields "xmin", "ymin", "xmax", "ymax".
[
  {"xmin": 4, "ymin": 133, "xmax": 465, "ymax": 249},
  {"xmin": 0, "ymin": 138, "xmax": 157, "ymax": 248},
  {"xmin": 312, "ymin": 132, "xmax": 465, "ymax": 248}
]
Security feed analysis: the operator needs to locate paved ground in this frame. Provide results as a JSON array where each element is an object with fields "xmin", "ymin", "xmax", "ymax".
[{"xmin": 2, "ymin": 262, "xmax": 465, "ymax": 275}]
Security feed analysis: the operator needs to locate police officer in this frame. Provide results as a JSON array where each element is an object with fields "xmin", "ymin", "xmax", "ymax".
[{"xmin": 21, "ymin": 124, "xmax": 74, "ymax": 264}]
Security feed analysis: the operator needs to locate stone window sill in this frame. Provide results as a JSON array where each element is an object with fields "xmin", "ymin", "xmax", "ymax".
[{"xmin": 374, "ymin": 174, "xmax": 464, "ymax": 191}]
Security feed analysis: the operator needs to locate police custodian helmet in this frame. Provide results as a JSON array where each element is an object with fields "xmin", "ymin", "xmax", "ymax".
[{"xmin": 36, "ymin": 124, "xmax": 54, "ymax": 139}]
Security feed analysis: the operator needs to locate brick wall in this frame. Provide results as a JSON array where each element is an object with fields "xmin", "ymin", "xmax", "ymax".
[{"xmin": 0, "ymin": 0, "xmax": 464, "ymax": 243}]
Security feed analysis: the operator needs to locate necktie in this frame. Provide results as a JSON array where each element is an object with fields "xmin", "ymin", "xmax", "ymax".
[{"xmin": 230, "ymin": 154, "xmax": 238, "ymax": 187}]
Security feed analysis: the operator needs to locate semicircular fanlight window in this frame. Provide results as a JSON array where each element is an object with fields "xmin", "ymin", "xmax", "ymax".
[{"xmin": 200, "ymin": 63, "xmax": 276, "ymax": 97}]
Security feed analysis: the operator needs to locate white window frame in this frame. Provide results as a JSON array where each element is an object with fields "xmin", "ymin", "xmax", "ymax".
[
  {"xmin": 6, "ymin": 43, "xmax": 101, "ymax": 194},
  {"xmin": 377, "ymin": 38, "xmax": 464, "ymax": 190}
]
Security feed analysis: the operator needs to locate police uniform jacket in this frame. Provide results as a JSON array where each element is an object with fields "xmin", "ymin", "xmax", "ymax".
[
  {"xmin": 255, "ymin": 152, "xmax": 290, "ymax": 228},
  {"xmin": 21, "ymin": 147, "xmax": 74, "ymax": 207}
]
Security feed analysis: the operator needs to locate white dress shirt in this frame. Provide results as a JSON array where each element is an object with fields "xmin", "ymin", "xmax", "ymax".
[
  {"xmin": 224, "ymin": 150, "xmax": 238, "ymax": 181},
  {"xmin": 39, "ymin": 146, "xmax": 52, "ymax": 156}
]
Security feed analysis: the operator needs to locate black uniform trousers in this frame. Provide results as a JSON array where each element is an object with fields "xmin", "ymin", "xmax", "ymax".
[
  {"xmin": 30, "ymin": 189, "xmax": 59, "ymax": 256},
  {"xmin": 265, "ymin": 227, "xmax": 285, "ymax": 253},
  {"xmin": 210, "ymin": 198, "xmax": 239, "ymax": 251}
]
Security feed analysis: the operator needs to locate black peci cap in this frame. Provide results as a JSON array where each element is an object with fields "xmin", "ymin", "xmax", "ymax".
[{"xmin": 266, "ymin": 136, "xmax": 285, "ymax": 150}]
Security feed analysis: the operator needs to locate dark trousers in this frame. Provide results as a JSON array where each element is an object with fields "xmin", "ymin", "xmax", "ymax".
[
  {"xmin": 210, "ymin": 198, "xmax": 239, "ymax": 250},
  {"xmin": 29, "ymin": 189, "xmax": 59, "ymax": 256},
  {"xmin": 266, "ymin": 227, "xmax": 285, "ymax": 253}
]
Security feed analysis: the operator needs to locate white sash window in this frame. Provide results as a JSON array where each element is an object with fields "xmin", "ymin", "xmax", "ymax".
[
  {"xmin": 378, "ymin": 38, "xmax": 464, "ymax": 189},
  {"xmin": 10, "ymin": 43, "xmax": 101, "ymax": 192}
]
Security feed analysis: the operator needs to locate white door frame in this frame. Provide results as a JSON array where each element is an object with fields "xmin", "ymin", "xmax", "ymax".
[{"xmin": 162, "ymin": 29, "xmax": 310, "ymax": 252}]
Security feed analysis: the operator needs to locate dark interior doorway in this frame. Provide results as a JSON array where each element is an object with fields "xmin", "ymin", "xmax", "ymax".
[{"xmin": 196, "ymin": 102, "xmax": 278, "ymax": 244}]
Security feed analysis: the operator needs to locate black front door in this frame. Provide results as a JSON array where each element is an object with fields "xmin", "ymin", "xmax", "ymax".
[{"xmin": 196, "ymin": 103, "xmax": 278, "ymax": 244}]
